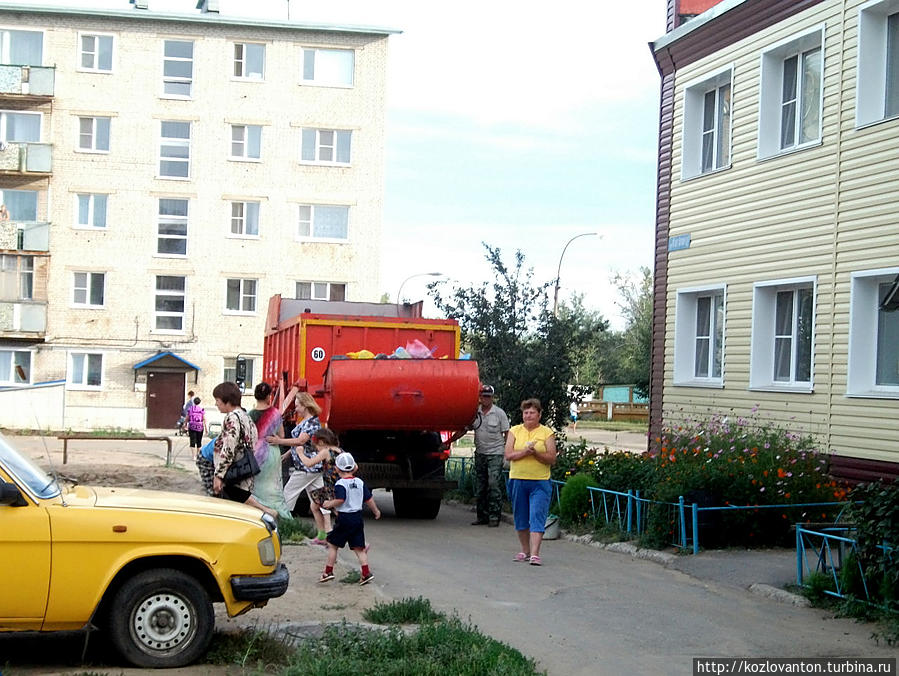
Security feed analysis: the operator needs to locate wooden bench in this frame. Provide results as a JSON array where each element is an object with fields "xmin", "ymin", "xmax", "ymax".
[{"xmin": 56, "ymin": 433, "xmax": 173, "ymax": 466}]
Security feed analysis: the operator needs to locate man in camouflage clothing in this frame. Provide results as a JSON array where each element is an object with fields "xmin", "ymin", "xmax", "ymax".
[{"xmin": 470, "ymin": 385, "xmax": 510, "ymax": 526}]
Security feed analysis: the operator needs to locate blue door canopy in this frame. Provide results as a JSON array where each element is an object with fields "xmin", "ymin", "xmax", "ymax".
[{"xmin": 132, "ymin": 351, "xmax": 200, "ymax": 372}]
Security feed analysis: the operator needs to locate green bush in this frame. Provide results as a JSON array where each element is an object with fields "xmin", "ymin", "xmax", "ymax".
[
  {"xmin": 363, "ymin": 597, "xmax": 445, "ymax": 625},
  {"xmin": 846, "ymin": 481, "xmax": 899, "ymax": 610},
  {"xmin": 559, "ymin": 473, "xmax": 598, "ymax": 526}
]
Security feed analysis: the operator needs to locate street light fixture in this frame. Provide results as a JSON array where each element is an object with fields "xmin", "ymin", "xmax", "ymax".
[
  {"xmin": 396, "ymin": 272, "xmax": 444, "ymax": 310},
  {"xmin": 553, "ymin": 232, "xmax": 598, "ymax": 317}
]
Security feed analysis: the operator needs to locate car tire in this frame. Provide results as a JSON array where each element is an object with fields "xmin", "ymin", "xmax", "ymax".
[{"xmin": 107, "ymin": 567, "xmax": 214, "ymax": 668}]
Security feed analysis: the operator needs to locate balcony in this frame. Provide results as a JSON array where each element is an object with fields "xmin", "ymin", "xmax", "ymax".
[
  {"xmin": 0, "ymin": 142, "xmax": 51, "ymax": 175},
  {"xmin": 0, "ymin": 221, "xmax": 49, "ymax": 252},
  {"xmin": 0, "ymin": 64, "xmax": 54, "ymax": 98},
  {"xmin": 0, "ymin": 300, "xmax": 46, "ymax": 335}
]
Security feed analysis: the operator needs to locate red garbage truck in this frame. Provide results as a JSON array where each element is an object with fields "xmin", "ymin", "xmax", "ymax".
[{"xmin": 262, "ymin": 295, "xmax": 480, "ymax": 519}]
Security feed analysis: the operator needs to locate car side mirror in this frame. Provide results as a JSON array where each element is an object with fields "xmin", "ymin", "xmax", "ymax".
[{"xmin": 0, "ymin": 482, "xmax": 27, "ymax": 507}]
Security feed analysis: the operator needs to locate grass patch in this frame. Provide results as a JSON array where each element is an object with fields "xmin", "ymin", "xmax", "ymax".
[
  {"xmin": 206, "ymin": 629, "xmax": 295, "ymax": 668},
  {"xmin": 278, "ymin": 517, "xmax": 317, "ymax": 543},
  {"xmin": 340, "ymin": 570, "xmax": 361, "ymax": 584},
  {"xmin": 575, "ymin": 420, "xmax": 648, "ymax": 432},
  {"xmin": 287, "ymin": 619, "xmax": 541, "ymax": 675},
  {"xmin": 363, "ymin": 597, "xmax": 445, "ymax": 625},
  {"xmin": 797, "ymin": 574, "xmax": 899, "ymax": 647}
]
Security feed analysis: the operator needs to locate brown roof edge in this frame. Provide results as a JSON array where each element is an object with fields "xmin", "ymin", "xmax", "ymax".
[{"xmin": 646, "ymin": 0, "xmax": 825, "ymax": 452}]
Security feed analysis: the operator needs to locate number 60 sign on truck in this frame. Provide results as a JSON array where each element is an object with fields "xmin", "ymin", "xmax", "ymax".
[{"xmin": 262, "ymin": 295, "xmax": 481, "ymax": 519}]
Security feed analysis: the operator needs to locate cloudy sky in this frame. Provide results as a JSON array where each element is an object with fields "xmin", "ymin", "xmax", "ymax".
[{"xmin": 18, "ymin": 0, "xmax": 667, "ymax": 327}]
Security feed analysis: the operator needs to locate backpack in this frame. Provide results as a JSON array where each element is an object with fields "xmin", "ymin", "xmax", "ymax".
[{"xmin": 188, "ymin": 406, "xmax": 204, "ymax": 427}]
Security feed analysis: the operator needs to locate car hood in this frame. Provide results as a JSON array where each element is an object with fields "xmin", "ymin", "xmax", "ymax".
[{"xmin": 65, "ymin": 485, "xmax": 264, "ymax": 523}]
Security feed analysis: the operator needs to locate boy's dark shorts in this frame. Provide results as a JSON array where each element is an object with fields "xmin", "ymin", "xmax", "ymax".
[{"xmin": 327, "ymin": 511, "xmax": 366, "ymax": 549}]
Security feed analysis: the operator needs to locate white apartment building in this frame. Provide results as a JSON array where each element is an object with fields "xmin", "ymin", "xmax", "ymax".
[{"xmin": 0, "ymin": 0, "xmax": 396, "ymax": 430}]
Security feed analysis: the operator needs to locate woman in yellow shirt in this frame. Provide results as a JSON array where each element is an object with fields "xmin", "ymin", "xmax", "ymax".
[{"xmin": 504, "ymin": 398, "xmax": 557, "ymax": 566}]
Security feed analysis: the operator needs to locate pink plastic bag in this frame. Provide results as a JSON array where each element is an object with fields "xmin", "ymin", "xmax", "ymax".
[{"xmin": 405, "ymin": 339, "xmax": 434, "ymax": 359}]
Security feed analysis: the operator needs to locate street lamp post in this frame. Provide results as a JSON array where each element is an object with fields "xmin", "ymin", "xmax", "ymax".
[
  {"xmin": 553, "ymin": 232, "xmax": 598, "ymax": 317},
  {"xmin": 396, "ymin": 272, "xmax": 443, "ymax": 311}
]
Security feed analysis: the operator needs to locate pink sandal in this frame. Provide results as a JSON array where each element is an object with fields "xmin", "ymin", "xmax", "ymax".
[
  {"xmin": 514, "ymin": 552, "xmax": 529, "ymax": 562},
  {"xmin": 529, "ymin": 555, "xmax": 542, "ymax": 566}
]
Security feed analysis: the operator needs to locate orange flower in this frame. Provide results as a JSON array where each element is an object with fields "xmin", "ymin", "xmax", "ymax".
[
  {"xmin": 777, "ymin": 468, "xmax": 787, "ymax": 478},
  {"xmin": 763, "ymin": 470, "xmax": 769, "ymax": 477}
]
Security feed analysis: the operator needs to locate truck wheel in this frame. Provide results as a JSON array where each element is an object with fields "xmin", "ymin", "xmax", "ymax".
[
  {"xmin": 107, "ymin": 567, "xmax": 214, "ymax": 668},
  {"xmin": 393, "ymin": 488, "xmax": 442, "ymax": 519}
]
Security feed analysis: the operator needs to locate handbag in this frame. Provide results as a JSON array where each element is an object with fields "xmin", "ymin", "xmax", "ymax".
[{"xmin": 224, "ymin": 442, "xmax": 260, "ymax": 484}]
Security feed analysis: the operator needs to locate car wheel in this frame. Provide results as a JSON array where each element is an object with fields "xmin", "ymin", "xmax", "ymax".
[{"xmin": 108, "ymin": 567, "xmax": 214, "ymax": 668}]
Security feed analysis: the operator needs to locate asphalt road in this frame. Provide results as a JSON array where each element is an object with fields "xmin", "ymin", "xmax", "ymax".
[{"xmin": 365, "ymin": 492, "xmax": 894, "ymax": 676}]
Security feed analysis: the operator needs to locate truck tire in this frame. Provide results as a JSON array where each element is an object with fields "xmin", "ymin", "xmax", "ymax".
[
  {"xmin": 393, "ymin": 488, "xmax": 442, "ymax": 520},
  {"xmin": 107, "ymin": 567, "xmax": 214, "ymax": 668}
]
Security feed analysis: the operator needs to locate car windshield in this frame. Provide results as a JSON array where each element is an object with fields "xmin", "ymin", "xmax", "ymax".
[{"xmin": 0, "ymin": 433, "xmax": 60, "ymax": 499}]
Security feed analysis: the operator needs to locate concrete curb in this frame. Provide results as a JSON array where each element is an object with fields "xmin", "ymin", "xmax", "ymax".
[{"xmin": 747, "ymin": 583, "xmax": 810, "ymax": 607}]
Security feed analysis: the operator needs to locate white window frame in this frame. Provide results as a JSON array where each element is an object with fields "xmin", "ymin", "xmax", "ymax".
[
  {"xmin": 74, "ymin": 193, "xmax": 108, "ymax": 229},
  {"xmin": 296, "ymin": 204, "xmax": 349, "ymax": 242},
  {"xmin": 758, "ymin": 27, "xmax": 824, "ymax": 158},
  {"xmin": 225, "ymin": 277, "xmax": 257, "ymax": 314},
  {"xmin": 0, "ymin": 253, "xmax": 33, "ymax": 300},
  {"xmin": 300, "ymin": 127, "xmax": 352, "ymax": 165},
  {"xmin": 77, "ymin": 116, "xmax": 110, "ymax": 153},
  {"xmin": 230, "ymin": 124, "xmax": 262, "ymax": 161},
  {"xmin": 77, "ymin": 32, "xmax": 114, "ymax": 73},
  {"xmin": 857, "ymin": 0, "xmax": 899, "ymax": 126},
  {"xmin": 296, "ymin": 280, "xmax": 347, "ymax": 301},
  {"xmin": 157, "ymin": 198, "xmax": 188, "ymax": 257},
  {"xmin": 229, "ymin": 200, "xmax": 259, "ymax": 237},
  {"xmin": 162, "ymin": 39, "xmax": 193, "ymax": 98},
  {"xmin": 847, "ymin": 268, "xmax": 899, "ymax": 397},
  {"xmin": 0, "ymin": 348, "xmax": 32, "ymax": 385},
  {"xmin": 154, "ymin": 275, "xmax": 186, "ymax": 333},
  {"xmin": 673, "ymin": 285, "xmax": 726, "ymax": 387},
  {"xmin": 0, "ymin": 110, "xmax": 41, "ymax": 143},
  {"xmin": 0, "ymin": 29, "xmax": 44, "ymax": 66},
  {"xmin": 67, "ymin": 351, "xmax": 103, "ymax": 390},
  {"xmin": 233, "ymin": 42, "xmax": 265, "ymax": 80},
  {"xmin": 159, "ymin": 120, "xmax": 190, "ymax": 179},
  {"xmin": 301, "ymin": 47, "xmax": 354, "ymax": 87},
  {"xmin": 681, "ymin": 67, "xmax": 733, "ymax": 180},
  {"xmin": 749, "ymin": 276, "xmax": 816, "ymax": 391},
  {"xmin": 223, "ymin": 356, "xmax": 255, "ymax": 388},
  {"xmin": 72, "ymin": 271, "xmax": 105, "ymax": 308}
]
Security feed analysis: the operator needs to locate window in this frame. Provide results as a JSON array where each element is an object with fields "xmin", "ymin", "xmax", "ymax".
[
  {"xmin": 857, "ymin": 0, "xmax": 899, "ymax": 125},
  {"xmin": 163, "ymin": 39, "xmax": 193, "ymax": 97},
  {"xmin": 79, "ymin": 33, "xmax": 113, "ymax": 72},
  {"xmin": 231, "ymin": 124, "xmax": 261, "ymax": 160},
  {"xmin": 160, "ymin": 120, "xmax": 190, "ymax": 178},
  {"xmin": 0, "ymin": 29, "xmax": 43, "ymax": 66},
  {"xmin": 78, "ymin": 116, "xmax": 110, "ymax": 152},
  {"xmin": 0, "ymin": 111, "xmax": 40, "ymax": 142},
  {"xmin": 157, "ymin": 198, "xmax": 188, "ymax": 256},
  {"xmin": 302, "ymin": 48, "xmax": 354, "ymax": 86},
  {"xmin": 847, "ymin": 269, "xmax": 899, "ymax": 396},
  {"xmin": 69, "ymin": 352, "xmax": 102, "ymax": 388},
  {"xmin": 673, "ymin": 286, "xmax": 725, "ymax": 386},
  {"xmin": 681, "ymin": 68, "xmax": 732, "ymax": 179},
  {"xmin": 233, "ymin": 42, "xmax": 264, "ymax": 79},
  {"xmin": 155, "ymin": 275, "xmax": 185, "ymax": 331},
  {"xmin": 0, "ymin": 349, "xmax": 31, "ymax": 385},
  {"xmin": 226, "ymin": 278, "xmax": 257, "ymax": 312},
  {"xmin": 75, "ymin": 193, "xmax": 107, "ymax": 229},
  {"xmin": 1, "ymin": 189, "xmax": 37, "ymax": 221},
  {"xmin": 224, "ymin": 357, "xmax": 254, "ymax": 387},
  {"xmin": 301, "ymin": 128, "xmax": 352, "ymax": 164},
  {"xmin": 72, "ymin": 272, "xmax": 105, "ymax": 307},
  {"xmin": 758, "ymin": 29, "xmax": 823, "ymax": 157},
  {"xmin": 297, "ymin": 204, "xmax": 349, "ymax": 241},
  {"xmin": 0, "ymin": 255, "xmax": 33, "ymax": 300},
  {"xmin": 749, "ymin": 277, "xmax": 815, "ymax": 390},
  {"xmin": 230, "ymin": 201, "xmax": 259, "ymax": 236},
  {"xmin": 296, "ymin": 281, "xmax": 346, "ymax": 301}
]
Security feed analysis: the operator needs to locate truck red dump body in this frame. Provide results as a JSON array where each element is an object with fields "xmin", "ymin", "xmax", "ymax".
[{"xmin": 262, "ymin": 296, "xmax": 479, "ymax": 519}]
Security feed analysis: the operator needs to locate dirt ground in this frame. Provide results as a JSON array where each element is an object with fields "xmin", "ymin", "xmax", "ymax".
[{"xmin": 4, "ymin": 435, "xmax": 382, "ymax": 675}]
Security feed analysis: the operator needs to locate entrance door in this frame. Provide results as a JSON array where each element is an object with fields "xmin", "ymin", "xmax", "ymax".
[{"xmin": 146, "ymin": 371, "xmax": 185, "ymax": 428}]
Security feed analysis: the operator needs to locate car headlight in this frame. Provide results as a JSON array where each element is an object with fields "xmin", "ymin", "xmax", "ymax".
[{"xmin": 258, "ymin": 536, "xmax": 276, "ymax": 566}]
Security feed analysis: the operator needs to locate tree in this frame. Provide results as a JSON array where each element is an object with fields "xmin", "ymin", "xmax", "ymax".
[
  {"xmin": 429, "ymin": 244, "xmax": 601, "ymax": 428},
  {"xmin": 609, "ymin": 266, "xmax": 652, "ymax": 398}
]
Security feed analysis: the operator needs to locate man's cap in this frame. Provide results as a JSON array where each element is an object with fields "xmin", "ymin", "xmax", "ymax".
[
  {"xmin": 335, "ymin": 452, "xmax": 356, "ymax": 472},
  {"xmin": 480, "ymin": 384, "xmax": 495, "ymax": 396}
]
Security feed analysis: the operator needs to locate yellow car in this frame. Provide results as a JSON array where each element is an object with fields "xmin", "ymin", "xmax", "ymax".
[{"xmin": 0, "ymin": 434, "xmax": 288, "ymax": 668}]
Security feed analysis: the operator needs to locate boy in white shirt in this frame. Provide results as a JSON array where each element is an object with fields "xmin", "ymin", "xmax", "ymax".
[{"xmin": 318, "ymin": 452, "xmax": 381, "ymax": 585}]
